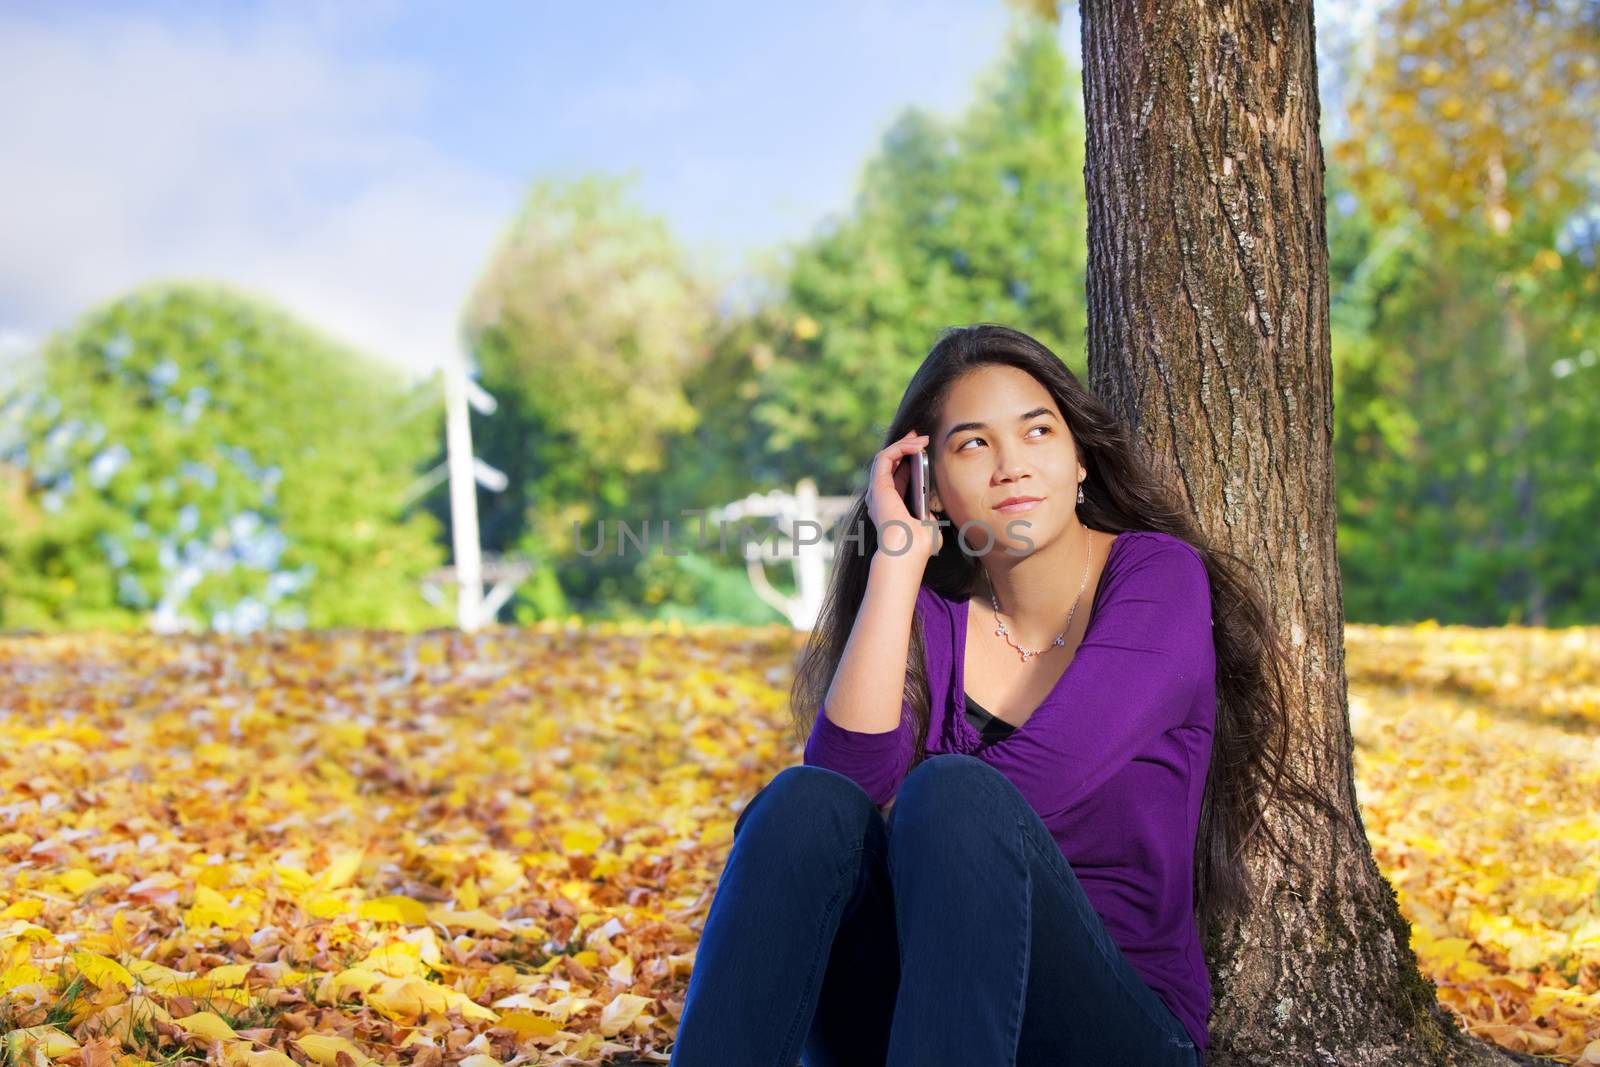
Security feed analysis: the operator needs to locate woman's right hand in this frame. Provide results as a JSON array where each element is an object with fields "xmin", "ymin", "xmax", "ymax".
[{"xmin": 866, "ymin": 431, "xmax": 941, "ymax": 564}]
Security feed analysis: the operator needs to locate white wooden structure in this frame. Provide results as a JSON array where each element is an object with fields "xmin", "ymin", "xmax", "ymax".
[
  {"xmin": 708, "ymin": 477, "xmax": 857, "ymax": 630},
  {"xmin": 404, "ymin": 350, "xmax": 526, "ymax": 632},
  {"xmin": 419, "ymin": 556, "xmax": 533, "ymax": 622}
]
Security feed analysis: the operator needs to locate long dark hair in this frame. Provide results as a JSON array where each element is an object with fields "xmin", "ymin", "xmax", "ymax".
[{"xmin": 789, "ymin": 323, "xmax": 1349, "ymax": 935}]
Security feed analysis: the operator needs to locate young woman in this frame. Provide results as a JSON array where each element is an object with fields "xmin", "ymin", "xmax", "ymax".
[{"xmin": 668, "ymin": 324, "xmax": 1333, "ymax": 1066}]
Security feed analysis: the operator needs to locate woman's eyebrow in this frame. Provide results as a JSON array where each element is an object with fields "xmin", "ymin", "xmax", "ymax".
[{"xmin": 942, "ymin": 406, "xmax": 1057, "ymax": 445}]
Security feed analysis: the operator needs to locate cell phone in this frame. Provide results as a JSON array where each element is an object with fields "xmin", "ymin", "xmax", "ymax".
[{"xmin": 906, "ymin": 447, "xmax": 929, "ymax": 520}]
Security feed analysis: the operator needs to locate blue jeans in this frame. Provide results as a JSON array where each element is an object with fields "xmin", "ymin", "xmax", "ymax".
[{"xmin": 668, "ymin": 753, "xmax": 1205, "ymax": 1066}]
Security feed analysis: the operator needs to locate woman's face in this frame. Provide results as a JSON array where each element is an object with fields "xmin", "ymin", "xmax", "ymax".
[{"xmin": 927, "ymin": 364, "xmax": 1083, "ymax": 558}]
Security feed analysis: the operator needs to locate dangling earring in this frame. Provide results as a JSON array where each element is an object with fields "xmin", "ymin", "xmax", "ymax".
[{"xmin": 1077, "ymin": 484, "xmax": 1085, "ymax": 505}]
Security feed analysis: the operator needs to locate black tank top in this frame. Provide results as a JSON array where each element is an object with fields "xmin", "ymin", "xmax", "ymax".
[{"xmin": 963, "ymin": 691, "xmax": 1017, "ymax": 745}]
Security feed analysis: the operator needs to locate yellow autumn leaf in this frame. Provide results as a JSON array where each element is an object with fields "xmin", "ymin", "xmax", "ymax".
[
  {"xmin": 210, "ymin": 988, "xmax": 255, "ymax": 1011},
  {"xmin": 532, "ymin": 993, "xmax": 603, "ymax": 1024},
  {"xmin": 114, "ymin": 993, "xmax": 174, "ymax": 1026},
  {"xmin": 201, "ymin": 964, "xmax": 252, "ymax": 987},
  {"xmin": 598, "ymin": 993, "xmax": 655, "ymax": 1037},
  {"xmin": 294, "ymin": 1034, "xmax": 380, "ymax": 1067},
  {"xmin": 221, "ymin": 1044, "xmax": 301, "ymax": 1067},
  {"xmin": 185, "ymin": 885, "xmax": 241, "ymax": 929},
  {"xmin": 561, "ymin": 822, "xmax": 607, "ymax": 854},
  {"xmin": 126, "ymin": 958, "xmax": 191, "ymax": 987},
  {"xmin": 173, "ymin": 1010, "xmax": 238, "ymax": 1042},
  {"xmin": 2, "ymin": 1026, "xmax": 80, "ymax": 1060},
  {"xmin": 197, "ymin": 865, "xmax": 233, "ymax": 890},
  {"xmin": 493, "ymin": 1011, "xmax": 561, "ymax": 1037},
  {"xmin": 56, "ymin": 868, "xmax": 102, "ymax": 896},
  {"xmin": 423, "ymin": 907, "xmax": 516, "ymax": 936},
  {"xmin": 316, "ymin": 850, "xmax": 365, "ymax": 891},
  {"xmin": 0, "ymin": 899, "xmax": 44, "ymax": 919},
  {"xmin": 362, "ymin": 976, "xmax": 433, "ymax": 1020},
  {"xmin": 326, "ymin": 721, "xmax": 365, "ymax": 748},
  {"xmin": 365, "ymin": 976, "xmax": 498, "ymax": 1023},
  {"xmin": 357, "ymin": 895, "xmax": 430, "ymax": 925},
  {"xmin": 1427, "ymin": 937, "xmax": 1473, "ymax": 960},
  {"xmin": 273, "ymin": 864, "xmax": 316, "ymax": 895},
  {"xmin": 1569, "ymin": 918, "xmax": 1600, "ymax": 949},
  {"xmin": 302, "ymin": 890, "xmax": 350, "ymax": 919},
  {"xmin": 317, "ymin": 967, "xmax": 388, "ymax": 1003},
  {"xmin": 350, "ymin": 942, "xmax": 427, "ymax": 978},
  {"xmin": 73, "ymin": 950, "xmax": 134, "ymax": 989},
  {"xmin": 0, "ymin": 921, "xmax": 58, "ymax": 946},
  {"xmin": 2, "ymin": 958, "xmax": 44, "ymax": 991},
  {"xmin": 474, "ymin": 851, "xmax": 525, "ymax": 898}
]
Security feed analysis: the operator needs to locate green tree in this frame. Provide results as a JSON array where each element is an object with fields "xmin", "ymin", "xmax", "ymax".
[
  {"xmin": 1329, "ymin": 0, "xmax": 1600, "ymax": 624},
  {"xmin": 754, "ymin": 14, "xmax": 1090, "ymax": 491},
  {"xmin": 628, "ymin": 303, "xmax": 811, "ymax": 625},
  {"xmin": 1326, "ymin": 163, "xmax": 1431, "ymax": 622},
  {"xmin": 460, "ymin": 173, "xmax": 718, "ymax": 620},
  {"xmin": 624, "ymin": 13, "xmax": 1092, "ymax": 624},
  {"xmin": 0, "ymin": 283, "xmax": 449, "ymax": 632}
]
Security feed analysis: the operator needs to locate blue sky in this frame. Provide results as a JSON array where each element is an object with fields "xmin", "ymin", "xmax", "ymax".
[{"xmin": 0, "ymin": 0, "xmax": 1368, "ymax": 385}]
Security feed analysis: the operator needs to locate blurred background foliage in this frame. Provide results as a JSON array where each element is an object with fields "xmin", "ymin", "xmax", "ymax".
[
  {"xmin": 0, "ymin": 284, "xmax": 449, "ymax": 632},
  {"xmin": 1, "ymin": 4, "xmax": 1597, "ymax": 632},
  {"xmin": 1330, "ymin": 0, "xmax": 1600, "ymax": 624}
]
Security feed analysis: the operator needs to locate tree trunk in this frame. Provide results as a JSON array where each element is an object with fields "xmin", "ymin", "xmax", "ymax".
[{"xmin": 1078, "ymin": 2, "xmax": 1532, "ymax": 1063}]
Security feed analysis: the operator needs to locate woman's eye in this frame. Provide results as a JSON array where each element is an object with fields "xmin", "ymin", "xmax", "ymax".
[{"xmin": 957, "ymin": 426, "xmax": 1050, "ymax": 451}]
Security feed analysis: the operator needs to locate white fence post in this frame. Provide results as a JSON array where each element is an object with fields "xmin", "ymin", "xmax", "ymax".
[
  {"xmin": 429, "ymin": 349, "xmax": 520, "ymax": 631},
  {"xmin": 709, "ymin": 478, "xmax": 857, "ymax": 630}
]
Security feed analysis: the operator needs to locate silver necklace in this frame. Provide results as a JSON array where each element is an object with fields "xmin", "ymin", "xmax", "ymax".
[{"xmin": 988, "ymin": 523, "xmax": 1092, "ymax": 662}]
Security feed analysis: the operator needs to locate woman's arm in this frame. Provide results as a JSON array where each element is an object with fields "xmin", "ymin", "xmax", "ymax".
[
  {"xmin": 973, "ymin": 534, "xmax": 1214, "ymax": 819},
  {"xmin": 801, "ymin": 552, "xmax": 925, "ymax": 807}
]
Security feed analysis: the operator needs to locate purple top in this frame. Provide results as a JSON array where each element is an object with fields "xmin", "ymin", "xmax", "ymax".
[{"xmin": 802, "ymin": 529, "xmax": 1216, "ymax": 1050}]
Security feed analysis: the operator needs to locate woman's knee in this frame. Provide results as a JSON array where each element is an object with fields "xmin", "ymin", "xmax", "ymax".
[
  {"xmin": 732, "ymin": 764, "xmax": 881, "ymax": 852},
  {"xmin": 890, "ymin": 754, "xmax": 1011, "ymax": 835}
]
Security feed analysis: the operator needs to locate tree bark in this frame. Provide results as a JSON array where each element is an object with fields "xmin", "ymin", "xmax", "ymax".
[{"xmin": 1079, "ymin": 2, "xmax": 1533, "ymax": 1063}]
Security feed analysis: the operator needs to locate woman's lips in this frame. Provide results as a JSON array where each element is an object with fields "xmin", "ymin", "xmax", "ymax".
[{"xmin": 995, "ymin": 498, "xmax": 1043, "ymax": 514}]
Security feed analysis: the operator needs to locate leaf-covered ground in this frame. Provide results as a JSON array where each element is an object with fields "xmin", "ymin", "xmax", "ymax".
[
  {"xmin": 1345, "ymin": 623, "xmax": 1600, "ymax": 1062},
  {"xmin": 1, "ymin": 621, "xmax": 1596, "ymax": 1065}
]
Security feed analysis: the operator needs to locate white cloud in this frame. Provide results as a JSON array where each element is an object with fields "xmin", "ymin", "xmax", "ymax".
[{"xmin": 0, "ymin": 10, "xmax": 518, "ymax": 385}]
